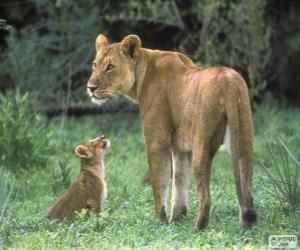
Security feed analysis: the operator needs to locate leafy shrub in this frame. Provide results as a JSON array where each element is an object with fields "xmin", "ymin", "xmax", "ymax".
[
  {"xmin": 0, "ymin": 92, "xmax": 54, "ymax": 174},
  {"xmin": 0, "ymin": 1, "xmax": 106, "ymax": 111},
  {"xmin": 0, "ymin": 169, "xmax": 14, "ymax": 224},
  {"xmin": 0, "ymin": 19, "xmax": 12, "ymax": 31},
  {"xmin": 0, "ymin": 0, "xmax": 271, "ymax": 110},
  {"xmin": 257, "ymin": 136, "xmax": 300, "ymax": 210},
  {"xmin": 51, "ymin": 161, "xmax": 72, "ymax": 194}
]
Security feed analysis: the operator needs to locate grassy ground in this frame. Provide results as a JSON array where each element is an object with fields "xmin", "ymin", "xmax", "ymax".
[{"xmin": 1, "ymin": 103, "xmax": 300, "ymax": 249}]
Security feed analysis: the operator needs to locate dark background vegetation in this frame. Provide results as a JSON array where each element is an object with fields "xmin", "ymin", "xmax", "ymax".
[{"xmin": 0, "ymin": 0, "xmax": 300, "ymax": 115}]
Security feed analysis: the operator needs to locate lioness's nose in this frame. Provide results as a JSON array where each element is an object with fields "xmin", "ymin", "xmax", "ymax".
[{"xmin": 87, "ymin": 85, "xmax": 97, "ymax": 92}]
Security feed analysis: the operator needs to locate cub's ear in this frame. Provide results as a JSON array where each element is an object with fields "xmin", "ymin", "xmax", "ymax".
[
  {"xmin": 75, "ymin": 145, "xmax": 92, "ymax": 159},
  {"xmin": 95, "ymin": 34, "xmax": 108, "ymax": 52},
  {"xmin": 121, "ymin": 34, "xmax": 142, "ymax": 59}
]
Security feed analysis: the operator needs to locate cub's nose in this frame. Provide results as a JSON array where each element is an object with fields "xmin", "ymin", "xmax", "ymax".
[{"xmin": 87, "ymin": 85, "xmax": 98, "ymax": 92}]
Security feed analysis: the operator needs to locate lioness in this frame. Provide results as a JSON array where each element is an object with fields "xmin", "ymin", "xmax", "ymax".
[
  {"xmin": 46, "ymin": 136, "xmax": 109, "ymax": 220},
  {"xmin": 86, "ymin": 34, "xmax": 256, "ymax": 229}
]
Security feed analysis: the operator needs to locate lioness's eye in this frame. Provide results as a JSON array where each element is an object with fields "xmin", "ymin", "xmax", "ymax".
[
  {"xmin": 106, "ymin": 64, "xmax": 115, "ymax": 72},
  {"xmin": 92, "ymin": 62, "xmax": 97, "ymax": 70}
]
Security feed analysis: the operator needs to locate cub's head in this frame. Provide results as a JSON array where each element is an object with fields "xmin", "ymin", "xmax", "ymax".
[
  {"xmin": 87, "ymin": 34, "xmax": 142, "ymax": 105},
  {"xmin": 75, "ymin": 135, "xmax": 110, "ymax": 163}
]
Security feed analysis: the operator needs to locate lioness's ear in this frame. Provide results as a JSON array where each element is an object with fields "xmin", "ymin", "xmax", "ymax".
[
  {"xmin": 95, "ymin": 34, "xmax": 108, "ymax": 52},
  {"xmin": 121, "ymin": 34, "xmax": 142, "ymax": 59},
  {"xmin": 75, "ymin": 145, "xmax": 92, "ymax": 159}
]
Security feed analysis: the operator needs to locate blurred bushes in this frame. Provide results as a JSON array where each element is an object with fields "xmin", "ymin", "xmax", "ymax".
[
  {"xmin": 1, "ymin": 1, "xmax": 105, "ymax": 111},
  {"xmin": 0, "ymin": 92, "xmax": 54, "ymax": 174},
  {"xmin": 0, "ymin": 19, "xmax": 11, "ymax": 31},
  {"xmin": 268, "ymin": 1, "xmax": 300, "ymax": 105},
  {"xmin": 0, "ymin": 0, "xmax": 298, "ymax": 110}
]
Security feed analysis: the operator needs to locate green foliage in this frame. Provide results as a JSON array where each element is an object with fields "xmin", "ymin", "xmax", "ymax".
[
  {"xmin": 0, "ymin": 92, "xmax": 54, "ymax": 174},
  {"xmin": 0, "ymin": 19, "xmax": 12, "ymax": 30},
  {"xmin": 51, "ymin": 161, "xmax": 72, "ymax": 194},
  {"xmin": 0, "ymin": 0, "xmax": 271, "ymax": 110},
  {"xmin": 258, "ymin": 136, "xmax": 300, "ymax": 210},
  {"xmin": 1, "ymin": 0, "xmax": 105, "ymax": 111},
  {"xmin": 0, "ymin": 169, "xmax": 14, "ymax": 224},
  {"xmin": 270, "ymin": 4, "xmax": 300, "ymax": 105}
]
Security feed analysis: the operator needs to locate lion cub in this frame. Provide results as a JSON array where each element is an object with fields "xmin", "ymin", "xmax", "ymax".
[{"xmin": 46, "ymin": 135, "xmax": 110, "ymax": 221}]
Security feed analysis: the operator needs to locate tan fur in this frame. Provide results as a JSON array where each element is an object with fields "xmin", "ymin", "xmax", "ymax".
[
  {"xmin": 87, "ymin": 34, "xmax": 256, "ymax": 229},
  {"xmin": 46, "ymin": 136, "xmax": 109, "ymax": 221}
]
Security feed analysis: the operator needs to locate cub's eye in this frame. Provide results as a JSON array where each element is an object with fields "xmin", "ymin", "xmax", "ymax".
[
  {"xmin": 92, "ymin": 62, "xmax": 97, "ymax": 70},
  {"xmin": 106, "ymin": 63, "xmax": 115, "ymax": 72}
]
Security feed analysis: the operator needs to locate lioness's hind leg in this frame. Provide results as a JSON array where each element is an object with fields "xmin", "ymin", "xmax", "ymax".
[
  {"xmin": 192, "ymin": 144, "xmax": 214, "ymax": 230},
  {"xmin": 192, "ymin": 101, "xmax": 225, "ymax": 230},
  {"xmin": 170, "ymin": 150, "xmax": 191, "ymax": 222}
]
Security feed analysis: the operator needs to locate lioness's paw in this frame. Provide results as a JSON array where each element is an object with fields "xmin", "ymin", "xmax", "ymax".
[
  {"xmin": 196, "ymin": 215, "xmax": 209, "ymax": 230},
  {"xmin": 159, "ymin": 206, "xmax": 168, "ymax": 223},
  {"xmin": 170, "ymin": 205, "xmax": 187, "ymax": 222},
  {"xmin": 240, "ymin": 208, "xmax": 257, "ymax": 229}
]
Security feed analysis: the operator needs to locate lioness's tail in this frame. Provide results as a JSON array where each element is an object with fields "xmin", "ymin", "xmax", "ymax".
[{"xmin": 224, "ymin": 77, "xmax": 256, "ymax": 228}]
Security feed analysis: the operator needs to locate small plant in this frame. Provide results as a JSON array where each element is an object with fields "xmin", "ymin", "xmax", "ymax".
[
  {"xmin": 52, "ymin": 161, "xmax": 72, "ymax": 194},
  {"xmin": 0, "ymin": 19, "xmax": 12, "ymax": 30},
  {"xmin": 0, "ymin": 92, "xmax": 54, "ymax": 174},
  {"xmin": 0, "ymin": 169, "xmax": 14, "ymax": 224},
  {"xmin": 257, "ymin": 136, "xmax": 300, "ymax": 210}
]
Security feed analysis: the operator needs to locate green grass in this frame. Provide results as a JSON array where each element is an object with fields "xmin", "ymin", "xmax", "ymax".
[{"xmin": 1, "ymin": 106, "xmax": 300, "ymax": 249}]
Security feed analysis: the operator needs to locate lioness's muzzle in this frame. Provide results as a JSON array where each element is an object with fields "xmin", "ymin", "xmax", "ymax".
[{"xmin": 87, "ymin": 85, "xmax": 98, "ymax": 93}]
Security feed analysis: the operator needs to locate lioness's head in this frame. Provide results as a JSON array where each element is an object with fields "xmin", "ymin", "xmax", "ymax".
[
  {"xmin": 75, "ymin": 135, "xmax": 110, "ymax": 163},
  {"xmin": 87, "ymin": 34, "xmax": 142, "ymax": 105}
]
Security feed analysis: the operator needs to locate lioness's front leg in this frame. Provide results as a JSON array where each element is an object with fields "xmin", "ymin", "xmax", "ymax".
[{"xmin": 146, "ymin": 140, "xmax": 172, "ymax": 222}]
